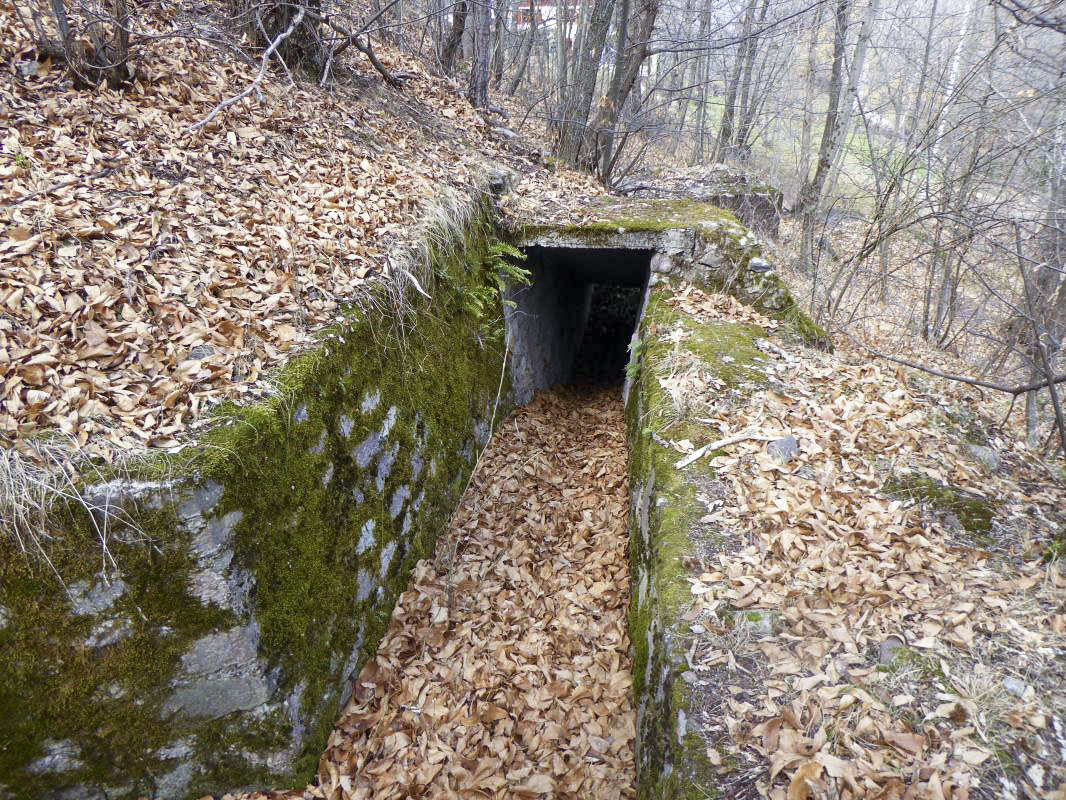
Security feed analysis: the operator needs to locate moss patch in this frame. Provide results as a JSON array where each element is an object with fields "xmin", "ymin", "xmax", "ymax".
[
  {"xmin": 882, "ymin": 474, "xmax": 994, "ymax": 536},
  {"xmin": 625, "ymin": 284, "xmax": 770, "ymax": 799}
]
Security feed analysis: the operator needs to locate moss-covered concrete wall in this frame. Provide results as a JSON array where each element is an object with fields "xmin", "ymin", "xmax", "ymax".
[{"xmin": 0, "ymin": 197, "xmax": 515, "ymax": 799}]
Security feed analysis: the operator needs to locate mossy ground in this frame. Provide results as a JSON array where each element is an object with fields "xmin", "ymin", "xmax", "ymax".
[{"xmin": 882, "ymin": 473, "xmax": 994, "ymax": 538}]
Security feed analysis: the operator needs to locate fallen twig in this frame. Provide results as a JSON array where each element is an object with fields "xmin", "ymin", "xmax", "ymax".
[
  {"xmin": 186, "ymin": 6, "xmax": 305, "ymax": 132},
  {"xmin": 675, "ymin": 431, "xmax": 763, "ymax": 469}
]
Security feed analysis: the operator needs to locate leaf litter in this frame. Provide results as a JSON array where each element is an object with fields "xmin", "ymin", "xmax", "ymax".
[
  {"xmin": 657, "ymin": 286, "xmax": 1066, "ymax": 800},
  {"xmin": 228, "ymin": 387, "xmax": 635, "ymax": 799},
  {"xmin": 0, "ymin": 0, "xmax": 601, "ymax": 464}
]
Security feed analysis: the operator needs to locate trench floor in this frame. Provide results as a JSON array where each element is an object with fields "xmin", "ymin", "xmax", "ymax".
[{"xmin": 315, "ymin": 387, "xmax": 635, "ymax": 799}]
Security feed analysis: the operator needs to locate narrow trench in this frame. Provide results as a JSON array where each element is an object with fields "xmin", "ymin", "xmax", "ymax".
[{"xmin": 315, "ymin": 250, "xmax": 649, "ymax": 799}]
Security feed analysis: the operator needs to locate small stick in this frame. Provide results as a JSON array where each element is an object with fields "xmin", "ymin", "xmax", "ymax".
[{"xmin": 675, "ymin": 431, "xmax": 766, "ymax": 469}]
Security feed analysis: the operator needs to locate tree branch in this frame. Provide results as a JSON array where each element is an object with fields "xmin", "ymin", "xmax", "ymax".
[{"xmin": 186, "ymin": 5, "xmax": 305, "ymax": 132}]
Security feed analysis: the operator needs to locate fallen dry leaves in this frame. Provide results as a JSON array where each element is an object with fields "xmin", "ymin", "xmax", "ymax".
[
  {"xmin": 314, "ymin": 387, "xmax": 635, "ymax": 798},
  {"xmin": 662, "ymin": 288, "xmax": 1066, "ymax": 799},
  {"xmin": 0, "ymin": 0, "xmax": 602, "ymax": 462}
]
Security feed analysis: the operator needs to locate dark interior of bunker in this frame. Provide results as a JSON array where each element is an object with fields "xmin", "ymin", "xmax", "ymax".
[{"xmin": 506, "ymin": 247, "xmax": 651, "ymax": 402}]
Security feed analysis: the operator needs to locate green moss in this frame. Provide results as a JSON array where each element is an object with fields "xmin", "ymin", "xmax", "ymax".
[
  {"xmin": 1042, "ymin": 526, "xmax": 1066, "ymax": 564},
  {"xmin": 0, "ymin": 504, "xmax": 234, "ymax": 794},
  {"xmin": 878, "ymin": 647, "xmax": 948, "ymax": 683},
  {"xmin": 626, "ymin": 283, "xmax": 783, "ymax": 799},
  {"xmin": 882, "ymin": 473, "xmax": 993, "ymax": 536},
  {"xmin": 519, "ymin": 199, "xmax": 740, "ymax": 242},
  {"xmin": 778, "ymin": 302, "xmax": 833, "ymax": 350}
]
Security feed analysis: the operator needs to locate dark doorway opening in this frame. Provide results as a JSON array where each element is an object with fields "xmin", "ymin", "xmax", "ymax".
[
  {"xmin": 572, "ymin": 285, "xmax": 645, "ymax": 385},
  {"xmin": 507, "ymin": 246, "xmax": 652, "ymax": 403}
]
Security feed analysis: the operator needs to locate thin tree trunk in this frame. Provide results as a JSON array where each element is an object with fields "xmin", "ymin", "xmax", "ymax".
[
  {"xmin": 824, "ymin": 0, "xmax": 878, "ymax": 200},
  {"xmin": 796, "ymin": 0, "xmax": 825, "ymax": 197},
  {"xmin": 492, "ymin": 0, "xmax": 509, "ymax": 87},
  {"xmin": 556, "ymin": 0, "xmax": 615, "ymax": 165},
  {"xmin": 794, "ymin": 0, "xmax": 850, "ymax": 217},
  {"xmin": 507, "ymin": 0, "xmax": 538, "ymax": 94},
  {"xmin": 440, "ymin": 0, "xmax": 468, "ymax": 74},
  {"xmin": 468, "ymin": 0, "xmax": 493, "ymax": 107}
]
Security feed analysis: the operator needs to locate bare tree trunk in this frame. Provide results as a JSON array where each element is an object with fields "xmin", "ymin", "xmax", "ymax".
[
  {"xmin": 492, "ymin": 0, "xmax": 509, "ymax": 87},
  {"xmin": 468, "ymin": 0, "xmax": 493, "ymax": 107},
  {"xmin": 794, "ymin": 0, "xmax": 850, "ymax": 218},
  {"xmin": 556, "ymin": 0, "xmax": 615, "ymax": 165},
  {"xmin": 440, "ymin": 0, "xmax": 468, "ymax": 74},
  {"xmin": 507, "ymin": 0, "xmax": 538, "ymax": 94},
  {"xmin": 796, "ymin": 1, "xmax": 825, "ymax": 196},
  {"xmin": 824, "ymin": 0, "xmax": 878, "ymax": 199},
  {"xmin": 592, "ymin": 0, "xmax": 659, "ymax": 179},
  {"xmin": 731, "ymin": 0, "xmax": 770, "ymax": 157},
  {"xmin": 714, "ymin": 0, "xmax": 757, "ymax": 162}
]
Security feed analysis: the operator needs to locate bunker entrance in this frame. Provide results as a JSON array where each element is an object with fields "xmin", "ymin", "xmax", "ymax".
[{"xmin": 507, "ymin": 246, "xmax": 652, "ymax": 401}]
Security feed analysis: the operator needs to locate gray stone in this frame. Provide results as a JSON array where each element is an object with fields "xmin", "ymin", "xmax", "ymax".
[
  {"xmin": 732, "ymin": 609, "xmax": 778, "ymax": 635},
  {"xmin": 321, "ymin": 462, "xmax": 335, "ymax": 487},
  {"xmin": 410, "ymin": 450, "xmax": 425, "ymax": 480},
  {"xmin": 380, "ymin": 406, "xmax": 398, "ymax": 437},
  {"xmin": 1003, "ymin": 676, "xmax": 1028, "ymax": 698},
  {"xmin": 491, "ymin": 125, "xmax": 519, "ymax": 141},
  {"xmin": 191, "ymin": 510, "xmax": 243, "ymax": 560},
  {"xmin": 310, "ymin": 429, "xmax": 327, "ymax": 454},
  {"xmin": 69, "ymin": 577, "xmax": 128, "ymax": 617},
  {"xmin": 380, "ymin": 541, "xmax": 397, "ymax": 579},
  {"xmin": 474, "ymin": 416, "xmax": 490, "ymax": 447},
  {"xmin": 0, "ymin": 606, "xmax": 10, "ymax": 630},
  {"xmin": 156, "ymin": 739, "xmax": 194, "ymax": 760},
  {"xmin": 389, "ymin": 486, "xmax": 410, "ymax": 519},
  {"xmin": 376, "ymin": 443, "xmax": 400, "ymax": 492},
  {"xmin": 767, "ymin": 435, "xmax": 800, "ymax": 465},
  {"xmin": 294, "ymin": 404, "xmax": 309, "ymax": 424},
  {"xmin": 412, "ymin": 489, "xmax": 425, "ymax": 511},
  {"xmin": 361, "ymin": 390, "xmax": 380, "ymax": 413},
  {"xmin": 47, "ymin": 788, "xmax": 105, "ymax": 800},
  {"xmin": 748, "ymin": 256, "xmax": 772, "ymax": 273},
  {"xmin": 189, "ymin": 344, "xmax": 214, "ymax": 360},
  {"xmin": 402, "ymin": 511, "xmax": 413, "ymax": 536},
  {"xmin": 181, "ymin": 623, "xmax": 260, "ymax": 675},
  {"xmin": 154, "ymin": 760, "xmax": 196, "ymax": 799},
  {"xmin": 85, "ymin": 617, "xmax": 132, "ymax": 649},
  {"xmin": 17, "ymin": 60, "xmax": 39, "ymax": 78},
  {"xmin": 339, "ymin": 415, "xmax": 354, "ymax": 437},
  {"xmin": 879, "ymin": 635, "xmax": 907, "ymax": 664},
  {"xmin": 28, "ymin": 740, "xmax": 84, "ymax": 775},
  {"xmin": 356, "ymin": 571, "xmax": 374, "ymax": 603},
  {"xmin": 964, "ymin": 444, "xmax": 1001, "ymax": 472},
  {"xmin": 179, "ymin": 480, "xmax": 222, "ymax": 522},
  {"xmin": 354, "ymin": 431, "xmax": 382, "ymax": 469},
  {"xmin": 164, "ymin": 677, "xmax": 271, "ymax": 719},
  {"xmin": 357, "ymin": 520, "xmax": 376, "ymax": 555},
  {"xmin": 164, "ymin": 623, "xmax": 272, "ymax": 718},
  {"xmin": 188, "ymin": 510, "xmax": 250, "ymax": 614}
]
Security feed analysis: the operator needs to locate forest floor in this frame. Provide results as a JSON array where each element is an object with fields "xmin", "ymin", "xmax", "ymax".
[
  {"xmin": 1, "ymin": 3, "xmax": 600, "ymax": 461},
  {"xmin": 233, "ymin": 387, "xmax": 636, "ymax": 800}
]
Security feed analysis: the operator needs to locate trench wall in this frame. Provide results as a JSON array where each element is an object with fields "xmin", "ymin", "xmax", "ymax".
[
  {"xmin": 505, "ymin": 248, "xmax": 592, "ymax": 403},
  {"xmin": 0, "ymin": 200, "xmax": 514, "ymax": 799}
]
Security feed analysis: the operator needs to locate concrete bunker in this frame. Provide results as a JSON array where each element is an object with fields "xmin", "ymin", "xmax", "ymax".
[{"xmin": 506, "ymin": 246, "xmax": 652, "ymax": 400}]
